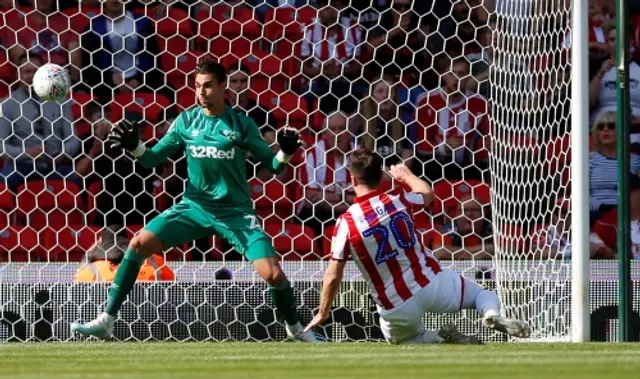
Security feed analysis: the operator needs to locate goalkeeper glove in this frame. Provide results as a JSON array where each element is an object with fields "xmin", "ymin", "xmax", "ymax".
[
  {"xmin": 107, "ymin": 120, "xmax": 140, "ymax": 152},
  {"xmin": 277, "ymin": 127, "xmax": 302, "ymax": 156}
]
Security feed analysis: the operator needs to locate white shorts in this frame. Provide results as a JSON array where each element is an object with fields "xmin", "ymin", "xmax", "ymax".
[{"xmin": 377, "ymin": 268, "xmax": 480, "ymax": 343}]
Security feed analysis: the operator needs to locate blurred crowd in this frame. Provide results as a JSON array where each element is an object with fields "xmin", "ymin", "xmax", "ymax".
[{"xmin": 1, "ymin": 0, "xmax": 640, "ymax": 267}]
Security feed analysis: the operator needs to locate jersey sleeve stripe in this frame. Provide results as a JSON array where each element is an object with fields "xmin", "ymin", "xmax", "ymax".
[
  {"xmin": 343, "ymin": 211, "xmax": 394, "ymax": 309},
  {"xmin": 330, "ymin": 216, "xmax": 351, "ymax": 261},
  {"xmin": 380, "ymin": 193, "xmax": 430, "ymax": 289},
  {"xmin": 360, "ymin": 196, "xmax": 413, "ymax": 302}
]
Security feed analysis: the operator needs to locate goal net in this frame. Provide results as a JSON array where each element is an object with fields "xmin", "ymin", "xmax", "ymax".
[
  {"xmin": 0, "ymin": 0, "xmax": 624, "ymax": 343},
  {"xmin": 489, "ymin": 0, "xmax": 574, "ymax": 341}
]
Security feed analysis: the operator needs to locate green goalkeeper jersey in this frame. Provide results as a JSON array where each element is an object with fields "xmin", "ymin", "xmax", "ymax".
[{"xmin": 134, "ymin": 106, "xmax": 286, "ymax": 212}]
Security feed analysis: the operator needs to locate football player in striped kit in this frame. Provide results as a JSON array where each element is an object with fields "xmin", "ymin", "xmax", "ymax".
[{"xmin": 305, "ymin": 149, "xmax": 531, "ymax": 344}]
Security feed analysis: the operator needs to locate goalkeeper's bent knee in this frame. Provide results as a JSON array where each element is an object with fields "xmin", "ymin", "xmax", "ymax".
[{"xmin": 129, "ymin": 232, "xmax": 163, "ymax": 258}]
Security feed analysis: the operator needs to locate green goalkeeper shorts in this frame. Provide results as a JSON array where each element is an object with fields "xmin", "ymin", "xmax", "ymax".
[{"xmin": 143, "ymin": 198, "xmax": 277, "ymax": 262}]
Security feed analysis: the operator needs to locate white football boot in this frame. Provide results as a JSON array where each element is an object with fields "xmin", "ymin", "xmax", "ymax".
[
  {"xmin": 71, "ymin": 313, "xmax": 115, "ymax": 340},
  {"xmin": 482, "ymin": 314, "xmax": 531, "ymax": 338}
]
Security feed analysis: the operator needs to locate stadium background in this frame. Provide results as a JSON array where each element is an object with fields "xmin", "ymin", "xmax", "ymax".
[{"xmin": 1, "ymin": 0, "xmax": 640, "ymax": 342}]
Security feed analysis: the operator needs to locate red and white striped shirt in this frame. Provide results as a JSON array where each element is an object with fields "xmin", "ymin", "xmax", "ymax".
[
  {"xmin": 300, "ymin": 16, "xmax": 362, "ymax": 66},
  {"xmin": 331, "ymin": 187, "xmax": 442, "ymax": 310}
]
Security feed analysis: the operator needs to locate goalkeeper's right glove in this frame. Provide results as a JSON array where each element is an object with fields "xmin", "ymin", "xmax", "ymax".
[
  {"xmin": 107, "ymin": 120, "xmax": 140, "ymax": 152},
  {"xmin": 277, "ymin": 127, "xmax": 302, "ymax": 155}
]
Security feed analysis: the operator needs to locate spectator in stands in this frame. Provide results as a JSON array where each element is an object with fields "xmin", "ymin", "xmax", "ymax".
[
  {"xmin": 432, "ymin": 193, "xmax": 494, "ymax": 260},
  {"xmin": 467, "ymin": 15, "xmax": 495, "ymax": 99},
  {"xmin": 589, "ymin": 22, "xmax": 640, "ymax": 127},
  {"xmin": 0, "ymin": 53, "xmax": 79, "ymax": 190},
  {"xmin": 2, "ymin": 0, "xmax": 82, "ymax": 82},
  {"xmin": 439, "ymin": 0, "xmax": 485, "ymax": 59},
  {"xmin": 75, "ymin": 224, "xmax": 175, "ymax": 282},
  {"xmin": 81, "ymin": 0, "xmax": 162, "ymax": 99},
  {"xmin": 74, "ymin": 104, "xmax": 157, "ymax": 227},
  {"xmin": 365, "ymin": 0, "xmax": 428, "ymax": 84},
  {"xmin": 356, "ymin": 77, "xmax": 413, "ymax": 168},
  {"xmin": 589, "ymin": 111, "xmax": 640, "ymax": 225},
  {"xmin": 226, "ymin": 61, "xmax": 276, "ymax": 132},
  {"xmin": 580, "ymin": 1, "xmax": 613, "ymax": 61},
  {"xmin": 589, "ymin": 174, "xmax": 640, "ymax": 260},
  {"xmin": 74, "ymin": 224, "xmax": 127, "ymax": 282},
  {"xmin": 301, "ymin": 0, "xmax": 363, "ymax": 109},
  {"xmin": 415, "ymin": 56, "xmax": 489, "ymax": 182},
  {"xmin": 297, "ymin": 111, "xmax": 356, "ymax": 236},
  {"xmin": 530, "ymin": 196, "xmax": 572, "ymax": 260}
]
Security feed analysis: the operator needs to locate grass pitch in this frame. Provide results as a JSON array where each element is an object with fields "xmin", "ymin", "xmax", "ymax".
[{"xmin": 1, "ymin": 342, "xmax": 639, "ymax": 379}]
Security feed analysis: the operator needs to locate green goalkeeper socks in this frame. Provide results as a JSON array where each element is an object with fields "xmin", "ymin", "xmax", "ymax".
[
  {"xmin": 105, "ymin": 248, "xmax": 145, "ymax": 316},
  {"xmin": 269, "ymin": 278, "xmax": 299, "ymax": 326}
]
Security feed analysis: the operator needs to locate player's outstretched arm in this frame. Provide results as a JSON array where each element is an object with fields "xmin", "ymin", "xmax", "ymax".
[
  {"xmin": 389, "ymin": 163, "xmax": 435, "ymax": 206},
  {"xmin": 303, "ymin": 259, "xmax": 346, "ymax": 333},
  {"xmin": 107, "ymin": 119, "xmax": 183, "ymax": 169}
]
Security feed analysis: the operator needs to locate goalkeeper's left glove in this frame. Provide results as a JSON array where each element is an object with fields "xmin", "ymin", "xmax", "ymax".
[
  {"xmin": 107, "ymin": 120, "xmax": 140, "ymax": 152},
  {"xmin": 276, "ymin": 127, "xmax": 302, "ymax": 160}
]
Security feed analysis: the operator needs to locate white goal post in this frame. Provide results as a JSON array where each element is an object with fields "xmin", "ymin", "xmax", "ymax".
[{"xmin": 570, "ymin": 0, "xmax": 591, "ymax": 343}]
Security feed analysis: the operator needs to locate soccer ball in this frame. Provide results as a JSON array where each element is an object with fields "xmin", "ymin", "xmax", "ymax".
[{"xmin": 32, "ymin": 63, "xmax": 71, "ymax": 101}]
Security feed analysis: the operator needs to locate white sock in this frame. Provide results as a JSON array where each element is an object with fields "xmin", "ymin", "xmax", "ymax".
[
  {"xmin": 98, "ymin": 312, "xmax": 115, "ymax": 325},
  {"xmin": 459, "ymin": 277, "xmax": 502, "ymax": 318},
  {"xmin": 475, "ymin": 290, "xmax": 501, "ymax": 318}
]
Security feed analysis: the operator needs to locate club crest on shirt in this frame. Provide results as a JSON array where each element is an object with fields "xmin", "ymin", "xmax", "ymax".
[{"xmin": 222, "ymin": 130, "xmax": 237, "ymax": 141}]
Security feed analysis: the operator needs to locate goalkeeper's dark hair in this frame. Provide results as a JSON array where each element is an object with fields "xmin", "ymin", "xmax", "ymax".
[
  {"xmin": 196, "ymin": 59, "xmax": 227, "ymax": 85},
  {"xmin": 349, "ymin": 149, "xmax": 384, "ymax": 188}
]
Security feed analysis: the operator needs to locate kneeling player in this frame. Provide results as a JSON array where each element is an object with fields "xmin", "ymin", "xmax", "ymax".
[
  {"xmin": 305, "ymin": 150, "xmax": 530, "ymax": 344},
  {"xmin": 72, "ymin": 60, "xmax": 318, "ymax": 342}
]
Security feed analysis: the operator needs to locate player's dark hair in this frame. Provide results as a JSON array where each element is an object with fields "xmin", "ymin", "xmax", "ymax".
[
  {"xmin": 349, "ymin": 149, "xmax": 384, "ymax": 188},
  {"xmin": 196, "ymin": 59, "xmax": 227, "ymax": 84}
]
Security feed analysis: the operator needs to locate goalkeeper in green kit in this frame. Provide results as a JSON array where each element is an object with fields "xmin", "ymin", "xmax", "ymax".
[{"xmin": 71, "ymin": 60, "xmax": 319, "ymax": 342}]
